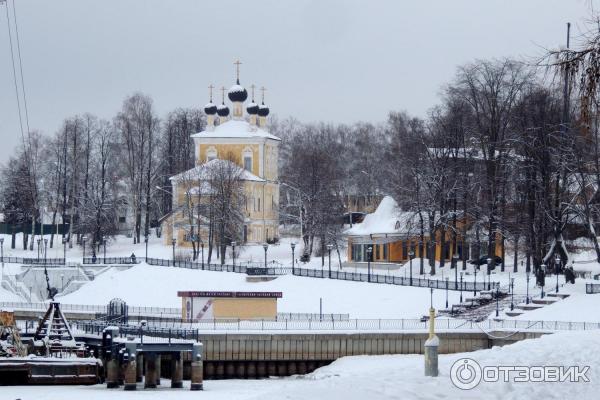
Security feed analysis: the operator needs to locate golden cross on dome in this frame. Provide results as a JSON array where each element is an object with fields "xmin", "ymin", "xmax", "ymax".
[
  {"xmin": 234, "ymin": 59, "xmax": 242, "ymax": 83},
  {"xmin": 250, "ymin": 84, "xmax": 256, "ymax": 101},
  {"xmin": 220, "ymin": 86, "xmax": 226, "ymax": 104},
  {"xmin": 208, "ymin": 84, "xmax": 214, "ymax": 102},
  {"xmin": 260, "ymin": 86, "xmax": 267, "ymax": 103}
]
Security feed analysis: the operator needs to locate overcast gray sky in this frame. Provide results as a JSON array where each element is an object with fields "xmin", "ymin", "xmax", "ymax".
[{"xmin": 0, "ymin": 0, "xmax": 595, "ymax": 163}]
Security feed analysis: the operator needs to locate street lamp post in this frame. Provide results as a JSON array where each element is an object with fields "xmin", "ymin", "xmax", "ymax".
[
  {"xmin": 459, "ymin": 272, "xmax": 464, "ymax": 303},
  {"xmin": 263, "ymin": 244, "xmax": 269, "ymax": 270},
  {"xmin": 555, "ymin": 254, "xmax": 561, "ymax": 293},
  {"xmin": 62, "ymin": 237, "xmax": 67, "ymax": 262},
  {"xmin": 101, "ymin": 236, "xmax": 107, "ymax": 262},
  {"xmin": 291, "ymin": 242, "xmax": 296, "ymax": 275},
  {"xmin": 171, "ymin": 238, "xmax": 176, "ymax": 263},
  {"xmin": 486, "ymin": 257, "xmax": 492, "ymax": 290},
  {"xmin": 473, "ymin": 264, "xmax": 478, "ymax": 296},
  {"xmin": 327, "ymin": 244, "xmax": 333, "ymax": 278},
  {"xmin": 510, "ymin": 277, "xmax": 515, "ymax": 311},
  {"xmin": 526, "ymin": 270, "xmax": 530, "ymax": 304},
  {"xmin": 453, "ymin": 253, "xmax": 459, "ymax": 290},
  {"xmin": 82, "ymin": 236, "xmax": 87, "ymax": 259},
  {"xmin": 201, "ymin": 242, "xmax": 205, "ymax": 269},
  {"xmin": 408, "ymin": 250, "xmax": 415, "ymax": 286},
  {"xmin": 366, "ymin": 245, "xmax": 373, "ymax": 283},
  {"xmin": 232, "ymin": 241, "xmax": 237, "ymax": 268},
  {"xmin": 495, "ymin": 285, "xmax": 500, "ymax": 317},
  {"xmin": 445, "ymin": 277, "xmax": 449, "ymax": 309},
  {"xmin": 0, "ymin": 238, "xmax": 4, "ymax": 281},
  {"xmin": 540, "ymin": 263, "xmax": 546, "ymax": 299}
]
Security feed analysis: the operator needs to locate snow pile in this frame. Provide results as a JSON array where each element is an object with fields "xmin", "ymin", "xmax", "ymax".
[
  {"xmin": 346, "ymin": 196, "xmax": 425, "ymax": 237},
  {"xmin": 2, "ymin": 331, "xmax": 598, "ymax": 399}
]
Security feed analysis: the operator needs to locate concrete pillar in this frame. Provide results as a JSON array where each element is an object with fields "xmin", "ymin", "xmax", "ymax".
[
  {"xmin": 144, "ymin": 353, "xmax": 157, "ymax": 389},
  {"xmin": 191, "ymin": 343, "xmax": 204, "ymax": 391},
  {"xmin": 106, "ymin": 358, "xmax": 120, "ymax": 389},
  {"xmin": 424, "ymin": 336, "xmax": 439, "ymax": 377},
  {"xmin": 191, "ymin": 361, "xmax": 204, "ymax": 390},
  {"xmin": 155, "ymin": 355, "xmax": 161, "ymax": 385},
  {"xmin": 171, "ymin": 353, "xmax": 184, "ymax": 388},
  {"xmin": 136, "ymin": 353, "xmax": 144, "ymax": 383},
  {"xmin": 124, "ymin": 358, "xmax": 137, "ymax": 391}
]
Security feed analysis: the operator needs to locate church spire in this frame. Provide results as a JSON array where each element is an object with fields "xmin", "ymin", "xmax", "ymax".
[
  {"xmin": 204, "ymin": 84, "xmax": 217, "ymax": 130},
  {"xmin": 217, "ymin": 86, "xmax": 230, "ymax": 123},
  {"xmin": 228, "ymin": 59, "xmax": 248, "ymax": 119},
  {"xmin": 258, "ymin": 86, "xmax": 270, "ymax": 128},
  {"xmin": 247, "ymin": 84, "xmax": 259, "ymax": 128}
]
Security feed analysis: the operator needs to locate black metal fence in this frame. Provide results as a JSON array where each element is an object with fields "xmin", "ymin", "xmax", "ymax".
[
  {"xmin": 0, "ymin": 256, "xmax": 65, "ymax": 265},
  {"xmin": 586, "ymin": 283, "xmax": 600, "ymax": 294},
  {"xmin": 74, "ymin": 317, "xmax": 600, "ymax": 336},
  {"xmin": 293, "ymin": 267, "xmax": 498, "ymax": 292},
  {"xmin": 145, "ymin": 257, "xmax": 248, "ymax": 273},
  {"xmin": 82, "ymin": 257, "xmax": 141, "ymax": 265}
]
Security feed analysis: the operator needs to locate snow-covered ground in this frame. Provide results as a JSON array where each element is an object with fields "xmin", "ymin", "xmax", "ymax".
[
  {"xmin": 1, "ymin": 331, "xmax": 598, "ymax": 399},
  {"xmin": 59, "ymin": 264, "xmax": 464, "ymax": 318},
  {"xmin": 3, "ymin": 233, "xmax": 600, "ymax": 323}
]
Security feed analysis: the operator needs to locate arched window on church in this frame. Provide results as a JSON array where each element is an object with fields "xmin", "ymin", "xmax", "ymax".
[
  {"xmin": 242, "ymin": 148, "xmax": 253, "ymax": 172},
  {"xmin": 206, "ymin": 146, "xmax": 217, "ymax": 162}
]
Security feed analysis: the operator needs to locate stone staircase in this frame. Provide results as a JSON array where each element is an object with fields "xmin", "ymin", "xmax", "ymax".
[{"xmin": 505, "ymin": 292, "xmax": 570, "ymax": 317}]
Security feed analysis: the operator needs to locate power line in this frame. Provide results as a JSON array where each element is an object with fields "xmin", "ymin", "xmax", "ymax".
[
  {"xmin": 11, "ymin": 0, "xmax": 32, "ymax": 136},
  {"xmin": 3, "ymin": 0, "xmax": 26, "ymax": 145}
]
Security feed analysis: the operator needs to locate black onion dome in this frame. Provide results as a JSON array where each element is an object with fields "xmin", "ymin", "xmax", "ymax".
[
  {"xmin": 258, "ymin": 103, "xmax": 270, "ymax": 117},
  {"xmin": 217, "ymin": 104, "xmax": 230, "ymax": 117},
  {"xmin": 246, "ymin": 102, "xmax": 259, "ymax": 115},
  {"xmin": 228, "ymin": 84, "xmax": 248, "ymax": 102},
  {"xmin": 204, "ymin": 102, "xmax": 217, "ymax": 115}
]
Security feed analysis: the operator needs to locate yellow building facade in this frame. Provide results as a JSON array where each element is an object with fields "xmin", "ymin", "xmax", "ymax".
[{"xmin": 164, "ymin": 76, "xmax": 280, "ymax": 248}]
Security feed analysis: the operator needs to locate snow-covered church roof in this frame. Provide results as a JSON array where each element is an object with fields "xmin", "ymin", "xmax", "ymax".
[
  {"xmin": 191, "ymin": 119, "xmax": 280, "ymax": 141},
  {"xmin": 169, "ymin": 158, "xmax": 265, "ymax": 183},
  {"xmin": 345, "ymin": 196, "xmax": 423, "ymax": 237}
]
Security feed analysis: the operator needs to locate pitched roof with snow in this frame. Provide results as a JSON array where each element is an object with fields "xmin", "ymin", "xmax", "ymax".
[
  {"xmin": 345, "ymin": 196, "xmax": 423, "ymax": 237},
  {"xmin": 169, "ymin": 159, "xmax": 265, "ymax": 183},
  {"xmin": 191, "ymin": 119, "xmax": 280, "ymax": 141}
]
